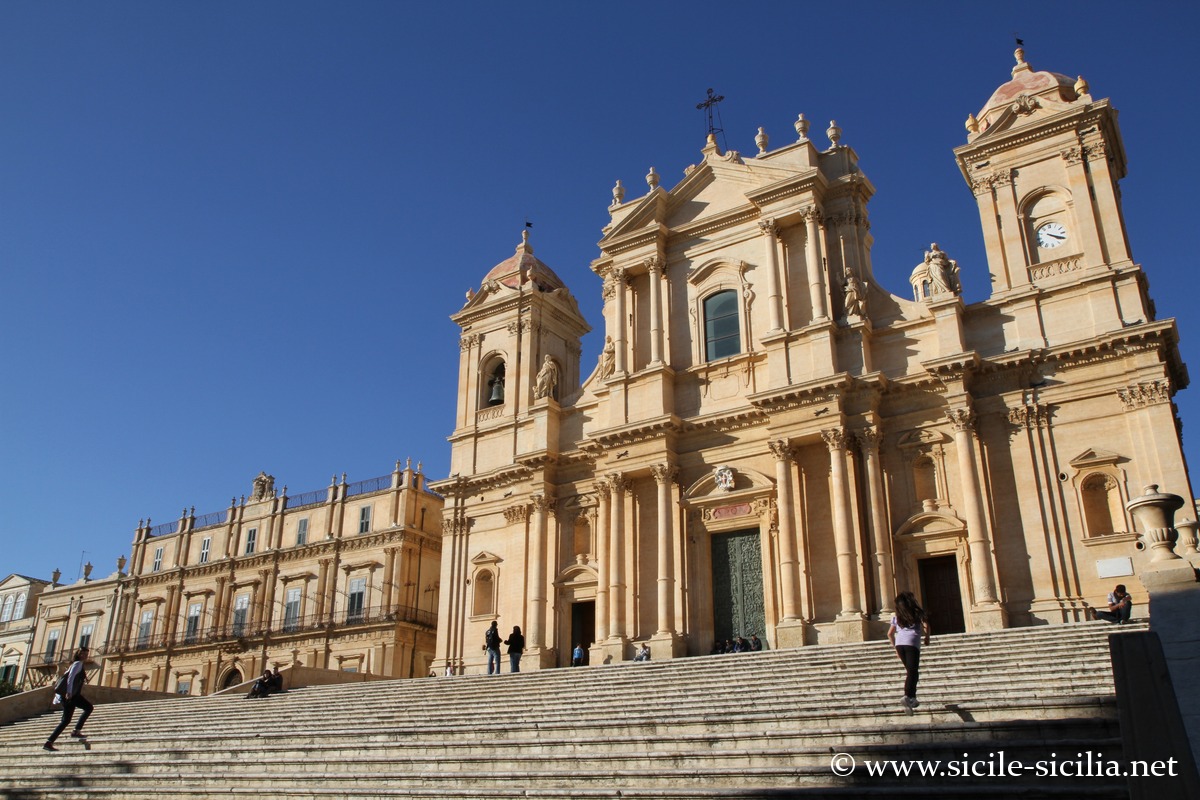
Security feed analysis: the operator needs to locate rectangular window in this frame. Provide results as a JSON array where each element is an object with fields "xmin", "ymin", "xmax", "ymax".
[
  {"xmin": 199, "ymin": 537, "xmax": 211, "ymax": 564},
  {"xmin": 45, "ymin": 629, "xmax": 60, "ymax": 661},
  {"xmin": 176, "ymin": 680, "xmax": 191, "ymax": 695},
  {"xmin": 296, "ymin": 518, "xmax": 308, "ymax": 546},
  {"xmin": 346, "ymin": 577, "xmax": 366, "ymax": 622},
  {"xmin": 358, "ymin": 506, "xmax": 371, "ymax": 534},
  {"xmin": 152, "ymin": 547, "xmax": 164, "ymax": 572},
  {"xmin": 244, "ymin": 528, "xmax": 257, "ymax": 555},
  {"xmin": 185, "ymin": 603, "xmax": 202, "ymax": 642},
  {"xmin": 138, "ymin": 610, "xmax": 154, "ymax": 647},
  {"xmin": 284, "ymin": 587, "xmax": 301, "ymax": 632},
  {"xmin": 232, "ymin": 594, "xmax": 250, "ymax": 636},
  {"xmin": 79, "ymin": 623, "xmax": 94, "ymax": 651}
]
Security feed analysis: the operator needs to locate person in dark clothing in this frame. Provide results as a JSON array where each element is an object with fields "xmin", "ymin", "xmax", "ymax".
[
  {"xmin": 484, "ymin": 621, "xmax": 502, "ymax": 675},
  {"xmin": 247, "ymin": 669, "xmax": 274, "ymax": 698},
  {"xmin": 267, "ymin": 667, "xmax": 284, "ymax": 693},
  {"xmin": 888, "ymin": 591, "xmax": 932, "ymax": 713},
  {"xmin": 44, "ymin": 647, "xmax": 93, "ymax": 751},
  {"xmin": 749, "ymin": 635, "xmax": 763, "ymax": 651},
  {"xmin": 505, "ymin": 625, "xmax": 526, "ymax": 673}
]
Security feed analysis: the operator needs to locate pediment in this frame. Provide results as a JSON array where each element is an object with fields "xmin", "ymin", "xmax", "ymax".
[
  {"xmin": 683, "ymin": 465, "xmax": 774, "ymax": 504},
  {"xmin": 599, "ymin": 188, "xmax": 670, "ymax": 244},
  {"xmin": 556, "ymin": 562, "xmax": 597, "ymax": 585},
  {"xmin": 688, "ymin": 258, "xmax": 747, "ymax": 286},
  {"xmin": 972, "ymin": 94, "xmax": 1081, "ymax": 142},
  {"xmin": 896, "ymin": 429, "xmax": 951, "ymax": 449},
  {"xmin": 895, "ymin": 511, "xmax": 966, "ymax": 538},
  {"xmin": 1069, "ymin": 448, "xmax": 1122, "ymax": 469},
  {"xmin": 471, "ymin": 551, "xmax": 503, "ymax": 567}
]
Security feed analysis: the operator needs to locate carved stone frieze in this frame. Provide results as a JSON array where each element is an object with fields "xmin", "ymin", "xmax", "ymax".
[
  {"xmin": 1028, "ymin": 256, "xmax": 1083, "ymax": 282},
  {"xmin": 503, "ymin": 504, "xmax": 530, "ymax": 524}
]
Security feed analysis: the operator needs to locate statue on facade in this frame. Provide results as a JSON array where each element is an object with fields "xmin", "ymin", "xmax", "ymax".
[
  {"xmin": 843, "ymin": 268, "xmax": 866, "ymax": 318},
  {"xmin": 923, "ymin": 243, "xmax": 961, "ymax": 296},
  {"xmin": 251, "ymin": 471, "xmax": 275, "ymax": 501},
  {"xmin": 534, "ymin": 355, "xmax": 559, "ymax": 400},
  {"xmin": 597, "ymin": 335, "xmax": 616, "ymax": 379}
]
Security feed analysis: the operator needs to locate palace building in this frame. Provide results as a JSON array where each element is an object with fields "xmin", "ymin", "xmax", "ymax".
[
  {"xmin": 25, "ymin": 462, "xmax": 443, "ymax": 694},
  {"xmin": 431, "ymin": 49, "xmax": 1191, "ymax": 672}
]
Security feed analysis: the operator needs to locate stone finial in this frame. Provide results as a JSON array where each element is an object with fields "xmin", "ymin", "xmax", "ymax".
[
  {"xmin": 1013, "ymin": 47, "xmax": 1031, "ymax": 75},
  {"xmin": 52, "ymin": 568, "xmax": 61, "ymax": 585},
  {"xmin": 965, "ymin": 113, "xmax": 980, "ymax": 134},
  {"xmin": 83, "ymin": 562, "xmax": 93, "ymax": 580},
  {"xmin": 1074, "ymin": 75, "xmax": 1089, "ymax": 96},
  {"xmin": 794, "ymin": 113, "xmax": 810, "ymax": 141},
  {"xmin": 755, "ymin": 127, "xmax": 768, "ymax": 155},
  {"xmin": 826, "ymin": 120, "xmax": 842, "ymax": 148},
  {"xmin": 645, "ymin": 167, "xmax": 659, "ymax": 190},
  {"xmin": 117, "ymin": 555, "xmax": 127, "ymax": 573},
  {"xmin": 612, "ymin": 179, "xmax": 625, "ymax": 206}
]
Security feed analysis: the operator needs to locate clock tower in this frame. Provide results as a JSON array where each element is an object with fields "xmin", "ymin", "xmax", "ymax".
[{"xmin": 955, "ymin": 48, "xmax": 1143, "ymax": 333}]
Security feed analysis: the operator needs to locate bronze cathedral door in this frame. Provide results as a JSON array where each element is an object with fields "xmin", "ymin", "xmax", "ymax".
[{"xmin": 711, "ymin": 528, "xmax": 766, "ymax": 642}]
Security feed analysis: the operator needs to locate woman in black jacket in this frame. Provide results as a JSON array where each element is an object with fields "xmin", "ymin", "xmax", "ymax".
[{"xmin": 504, "ymin": 626, "xmax": 526, "ymax": 673}]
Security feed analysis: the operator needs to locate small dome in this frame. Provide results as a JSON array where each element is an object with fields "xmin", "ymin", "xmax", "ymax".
[
  {"xmin": 481, "ymin": 230, "xmax": 567, "ymax": 292},
  {"xmin": 972, "ymin": 48, "xmax": 1081, "ymax": 136}
]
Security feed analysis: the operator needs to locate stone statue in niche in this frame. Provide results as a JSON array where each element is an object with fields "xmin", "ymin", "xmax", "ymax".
[
  {"xmin": 252, "ymin": 472, "xmax": 275, "ymax": 501},
  {"xmin": 534, "ymin": 355, "xmax": 559, "ymax": 400},
  {"xmin": 843, "ymin": 268, "xmax": 866, "ymax": 318},
  {"xmin": 597, "ymin": 336, "xmax": 616, "ymax": 380}
]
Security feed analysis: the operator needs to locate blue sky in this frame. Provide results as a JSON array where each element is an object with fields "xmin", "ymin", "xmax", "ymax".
[{"xmin": 3, "ymin": 2, "xmax": 1198, "ymax": 581}]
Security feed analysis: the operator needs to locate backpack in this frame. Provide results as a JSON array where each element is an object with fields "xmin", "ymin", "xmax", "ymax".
[{"xmin": 485, "ymin": 627, "xmax": 500, "ymax": 648}]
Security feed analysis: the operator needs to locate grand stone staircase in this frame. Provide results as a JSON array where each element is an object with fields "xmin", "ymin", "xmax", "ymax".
[{"xmin": 0, "ymin": 621, "xmax": 1141, "ymax": 799}]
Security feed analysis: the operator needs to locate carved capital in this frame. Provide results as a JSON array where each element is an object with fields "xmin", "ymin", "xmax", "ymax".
[
  {"xmin": 593, "ymin": 478, "xmax": 612, "ymax": 498},
  {"xmin": 970, "ymin": 170, "xmax": 1013, "ymax": 195},
  {"xmin": 757, "ymin": 217, "xmax": 779, "ymax": 238},
  {"xmin": 820, "ymin": 428, "xmax": 848, "ymax": 452},
  {"xmin": 530, "ymin": 494, "xmax": 554, "ymax": 514},
  {"xmin": 1060, "ymin": 146, "xmax": 1084, "ymax": 166},
  {"xmin": 650, "ymin": 463, "xmax": 678, "ymax": 484},
  {"xmin": 644, "ymin": 255, "xmax": 664, "ymax": 276},
  {"xmin": 767, "ymin": 439, "xmax": 794, "ymax": 462},
  {"xmin": 1117, "ymin": 379, "xmax": 1172, "ymax": 410},
  {"xmin": 607, "ymin": 472, "xmax": 631, "ymax": 494},
  {"xmin": 503, "ymin": 504, "xmax": 530, "ymax": 524},
  {"xmin": 856, "ymin": 427, "xmax": 882, "ymax": 452},
  {"xmin": 946, "ymin": 407, "xmax": 975, "ymax": 433},
  {"xmin": 802, "ymin": 206, "xmax": 823, "ymax": 225}
]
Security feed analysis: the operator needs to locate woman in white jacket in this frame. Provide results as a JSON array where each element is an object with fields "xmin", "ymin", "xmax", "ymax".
[{"xmin": 44, "ymin": 647, "xmax": 93, "ymax": 751}]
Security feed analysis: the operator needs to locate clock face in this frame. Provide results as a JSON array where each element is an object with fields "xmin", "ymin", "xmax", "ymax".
[{"xmin": 1037, "ymin": 222, "xmax": 1068, "ymax": 249}]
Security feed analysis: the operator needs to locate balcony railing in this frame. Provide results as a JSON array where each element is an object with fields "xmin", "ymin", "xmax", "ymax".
[
  {"xmin": 112, "ymin": 603, "xmax": 435, "ymax": 654},
  {"xmin": 345, "ymin": 476, "xmax": 391, "ymax": 498}
]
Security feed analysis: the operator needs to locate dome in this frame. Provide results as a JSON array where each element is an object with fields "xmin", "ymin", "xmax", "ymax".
[
  {"xmin": 968, "ymin": 48, "xmax": 1084, "ymax": 137},
  {"xmin": 480, "ymin": 230, "xmax": 567, "ymax": 292}
]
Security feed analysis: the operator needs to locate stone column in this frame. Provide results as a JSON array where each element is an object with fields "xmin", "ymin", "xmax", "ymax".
[
  {"xmin": 822, "ymin": 428, "xmax": 863, "ymax": 619},
  {"xmin": 381, "ymin": 547, "xmax": 396, "ymax": 610},
  {"xmin": 858, "ymin": 427, "xmax": 896, "ymax": 615},
  {"xmin": 528, "ymin": 495, "xmax": 550, "ymax": 648},
  {"xmin": 612, "ymin": 267, "xmax": 628, "ymax": 375},
  {"xmin": 650, "ymin": 464, "xmax": 678, "ymax": 634},
  {"xmin": 608, "ymin": 473, "xmax": 629, "ymax": 640},
  {"xmin": 768, "ymin": 440, "xmax": 801, "ymax": 621},
  {"xmin": 759, "ymin": 218, "xmax": 784, "ymax": 332},
  {"xmin": 646, "ymin": 256, "xmax": 665, "ymax": 366},
  {"xmin": 594, "ymin": 479, "xmax": 611, "ymax": 642},
  {"xmin": 804, "ymin": 208, "xmax": 828, "ymax": 321},
  {"xmin": 946, "ymin": 409, "xmax": 1003, "ymax": 617},
  {"xmin": 210, "ymin": 577, "xmax": 227, "ymax": 637}
]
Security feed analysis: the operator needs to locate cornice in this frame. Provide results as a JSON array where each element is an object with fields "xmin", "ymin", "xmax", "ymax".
[
  {"xmin": 954, "ymin": 102, "xmax": 1112, "ymax": 163},
  {"xmin": 747, "ymin": 373, "xmax": 853, "ymax": 414},
  {"xmin": 586, "ymin": 415, "xmax": 681, "ymax": 449},
  {"xmin": 673, "ymin": 207, "xmax": 762, "ymax": 242}
]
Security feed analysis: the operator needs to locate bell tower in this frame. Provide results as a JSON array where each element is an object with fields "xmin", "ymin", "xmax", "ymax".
[
  {"xmin": 955, "ymin": 48, "xmax": 1139, "ymax": 307},
  {"xmin": 448, "ymin": 231, "xmax": 590, "ymax": 477}
]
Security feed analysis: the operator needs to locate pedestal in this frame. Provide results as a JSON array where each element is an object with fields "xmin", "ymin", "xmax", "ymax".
[
  {"xmin": 647, "ymin": 632, "xmax": 683, "ymax": 660},
  {"xmin": 591, "ymin": 637, "xmax": 628, "ymax": 666},
  {"xmin": 774, "ymin": 618, "xmax": 809, "ymax": 649},
  {"xmin": 968, "ymin": 602, "xmax": 1008, "ymax": 631},
  {"xmin": 827, "ymin": 614, "xmax": 867, "ymax": 643}
]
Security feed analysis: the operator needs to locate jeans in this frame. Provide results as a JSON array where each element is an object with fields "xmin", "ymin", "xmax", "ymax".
[
  {"xmin": 509, "ymin": 652, "xmax": 522, "ymax": 673},
  {"xmin": 896, "ymin": 645, "xmax": 921, "ymax": 699},
  {"xmin": 1097, "ymin": 602, "xmax": 1133, "ymax": 623},
  {"xmin": 47, "ymin": 695, "xmax": 93, "ymax": 744},
  {"xmin": 486, "ymin": 647, "xmax": 501, "ymax": 674}
]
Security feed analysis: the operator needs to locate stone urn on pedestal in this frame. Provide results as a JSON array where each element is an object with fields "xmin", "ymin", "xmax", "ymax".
[{"xmin": 1126, "ymin": 484, "xmax": 1185, "ymax": 562}]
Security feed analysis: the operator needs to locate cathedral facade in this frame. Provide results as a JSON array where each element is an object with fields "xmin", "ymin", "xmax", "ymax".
[{"xmin": 431, "ymin": 50, "xmax": 1191, "ymax": 672}]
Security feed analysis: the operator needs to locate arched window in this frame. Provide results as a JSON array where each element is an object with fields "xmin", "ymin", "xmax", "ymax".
[
  {"xmin": 483, "ymin": 360, "xmax": 506, "ymax": 407},
  {"xmin": 0, "ymin": 596, "xmax": 12, "ymax": 623},
  {"xmin": 12, "ymin": 593, "xmax": 25, "ymax": 619},
  {"xmin": 472, "ymin": 570, "xmax": 496, "ymax": 617},
  {"xmin": 704, "ymin": 290, "xmax": 740, "ymax": 361},
  {"xmin": 1082, "ymin": 473, "xmax": 1123, "ymax": 536}
]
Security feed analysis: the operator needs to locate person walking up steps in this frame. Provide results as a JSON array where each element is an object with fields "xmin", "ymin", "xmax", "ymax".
[
  {"xmin": 887, "ymin": 592, "xmax": 931, "ymax": 714},
  {"xmin": 484, "ymin": 620, "xmax": 502, "ymax": 675},
  {"xmin": 44, "ymin": 647, "xmax": 93, "ymax": 751}
]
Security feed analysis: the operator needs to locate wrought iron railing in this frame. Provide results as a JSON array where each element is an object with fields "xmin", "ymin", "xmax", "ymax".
[
  {"xmin": 285, "ymin": 488, "xmax": 328, "ymax": 509},
  {"xmin": 148, "ymin": 519, "xmax": 180, "ymax": 537},
  {"xmin": 346, "ymin": 475, "xmax": 391, "ymax": 498},
  {"xmin": 192, "ymin": 510, "xmax": 228, "ymax": 529}
]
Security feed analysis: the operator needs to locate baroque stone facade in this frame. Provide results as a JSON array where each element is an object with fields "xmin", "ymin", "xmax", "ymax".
[
  {"xmin": 431, "ymin": 49, "xmax": 1191, "ymax": 672},
  {"xmin": 25, "ymin": 462, "xmax": 443, "ymax": 694}
]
